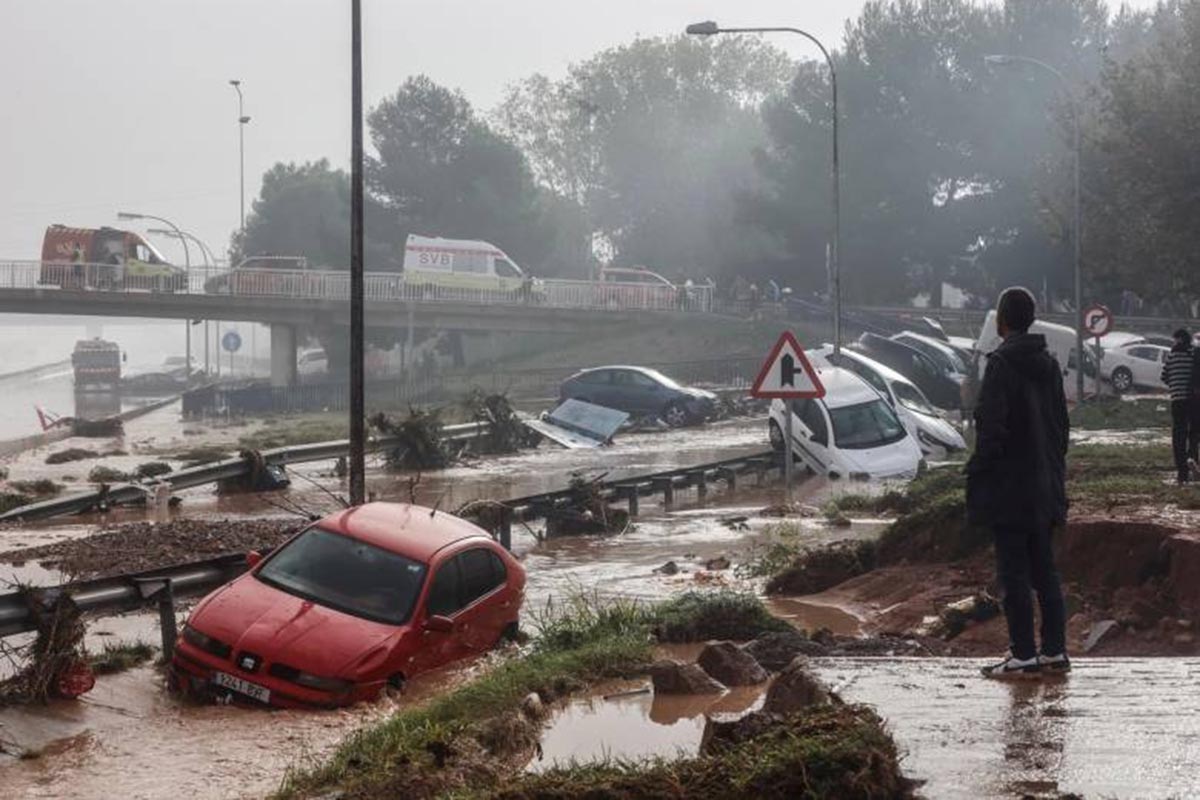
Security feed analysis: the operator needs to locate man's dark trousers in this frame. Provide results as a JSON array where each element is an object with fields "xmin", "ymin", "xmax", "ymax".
[
  {"xmin": 993, "ymin": 522, "xmax": 1067, "ymax": 660},
  {"xmin": 1172, "ymin": 400, "xmax": 1192, "ymax": 481}
]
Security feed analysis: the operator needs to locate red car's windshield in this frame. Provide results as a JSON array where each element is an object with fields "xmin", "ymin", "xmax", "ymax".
[{"xmin": 256, "ymin": 527, "xmax": 427, "ymax": 625}]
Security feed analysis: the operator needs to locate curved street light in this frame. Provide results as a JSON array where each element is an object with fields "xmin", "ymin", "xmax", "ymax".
[
  {"xmin": 147, "ymin": 227, "xmax": 214, "ymax": 267},
  {"xmin": 118, "ymin": 210, "xmax": 194, "ymax": 379},
  {"xmin": 687, "ymin": 20, "xmax": 843, "ymax": 354},
  {"xmin": 984, "ymin": 53, "xmax": 1084, "ymax": 402}
]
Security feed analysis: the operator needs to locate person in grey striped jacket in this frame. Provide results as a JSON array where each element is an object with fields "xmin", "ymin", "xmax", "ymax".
[{"xmin": 1161, "ymin": 328, "xmax": 1196, "ymax": 483}]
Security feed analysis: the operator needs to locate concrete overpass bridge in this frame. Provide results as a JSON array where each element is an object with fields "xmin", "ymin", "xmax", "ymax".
[{"xmin": 0, "ymin": 261, "xmax": 717, "ymax": 386}]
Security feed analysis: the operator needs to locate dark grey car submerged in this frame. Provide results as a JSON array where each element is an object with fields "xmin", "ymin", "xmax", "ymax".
[{"xmin": 559, "ymin": 366, "xmax": 717, "ymax": 426}]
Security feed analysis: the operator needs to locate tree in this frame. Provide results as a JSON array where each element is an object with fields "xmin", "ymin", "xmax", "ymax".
[
  {"xmin": 1081, "ymin": 0, "xmax": 1200, "ymax": 310},
  {"xmin": 368, "ymin": 76, "xmax": 572, "ymax": 273},
  {"xmin": 497, "ymin": 36, "xmax": 794, "ymax": 280}
]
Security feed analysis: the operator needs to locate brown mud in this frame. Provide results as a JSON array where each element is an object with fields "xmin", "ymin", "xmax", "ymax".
[{"xmin": 781, "ymin": 518, "xmax": 1200, "ymax": 657}]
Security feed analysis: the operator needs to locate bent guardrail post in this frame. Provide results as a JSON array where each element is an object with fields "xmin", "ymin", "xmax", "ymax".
[{"xmin": 133, "ymin": 576, "xmax": 177, "ymax": 661}]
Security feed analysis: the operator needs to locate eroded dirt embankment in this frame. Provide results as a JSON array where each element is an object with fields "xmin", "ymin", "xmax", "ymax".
[{"xmin": 767, "ymin": 455, "xmax": 1200, "ymax": 657}]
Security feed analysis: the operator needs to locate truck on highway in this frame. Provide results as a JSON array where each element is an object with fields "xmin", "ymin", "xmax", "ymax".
[
  {"xmin": 40, "ymin": 225, "xmax": 188, "ymax": 292},
  {"xmin": 72, "ymin": 338, "xmax": 121, "ymax": 393}
]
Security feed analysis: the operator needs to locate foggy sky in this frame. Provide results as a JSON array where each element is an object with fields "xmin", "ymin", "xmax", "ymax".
[{"xmin": 0, "ymin": 0, "xmax": 1159, "ymax": 267}]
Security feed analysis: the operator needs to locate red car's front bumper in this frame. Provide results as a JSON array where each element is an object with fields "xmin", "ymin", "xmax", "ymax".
[{"xmin": 171, "ymin": 640, "xmax": 383, "ymax": 710}]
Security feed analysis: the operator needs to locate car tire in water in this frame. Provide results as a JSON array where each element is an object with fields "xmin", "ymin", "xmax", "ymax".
[
  {"xmin": 1111, "ymin": 366, "xmax": 1133, "ymax": 394},
  {"xmin": 768, "ymin": 419, "xmax": 785, "ymax": 451},
  {"xmin": 388, "ymin": 673, "xmax": 406, "ymax": 693},
  {"xmin": 663, "ymin": 401, "xmax": 690, "ymax": 428},
  {"xmin": 500, "ymin": 621, "xmax": 520, "ymax": 643}
]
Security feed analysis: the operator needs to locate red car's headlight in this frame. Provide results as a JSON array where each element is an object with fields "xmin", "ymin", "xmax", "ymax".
[
  {"xmin": 294, "ymin": 672, "xmax": 354, "ymax": 693},
  {"xmin": 182, "ymin": 624, "xmax": 232, "ymax": 659},
  {"xmin": 268, "ymin": 662, "xmax": 354, "ymax": 693}
]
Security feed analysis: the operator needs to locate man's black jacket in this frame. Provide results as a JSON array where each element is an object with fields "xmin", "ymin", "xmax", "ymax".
[{"xmin": 966, "ymin": 332, "xmax": 1070, "ymax": 529}]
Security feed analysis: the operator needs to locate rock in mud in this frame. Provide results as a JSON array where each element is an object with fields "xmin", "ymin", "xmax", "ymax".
[
  {"xmin": 762, "ymin": 656, "xmax": 834, "ymax": 714},
  {"xmin": 704, "ymin": 555, "xmax": 731, "ymax": 571},
  {"xmin": 520, "ymin": 691, "xmax": 545, "ymax": 719},
  {"xmin": 655, "ymin": 560, "xmax": 680, "ymax": 576},
  {"xmin": 741, "ymin": 631, "xmax": 829, "ymax": 671},
  {"xmin": 649, "ymin": 659, "xmax": 725, "ymax": 695},
  {"xmin": 696, "ymin": 641, "xmax": 768, "ymax": 686},
  {"xmin": 1083, "ymin": 619, "xmax": 1121, "ymax": 653},
  {"xmin": 699, "ymin": 710, "xmax": 786, "ymax": 755}
]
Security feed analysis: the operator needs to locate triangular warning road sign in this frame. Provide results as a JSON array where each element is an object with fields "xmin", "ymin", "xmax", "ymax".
[{"xmin": 750, "ymin": 331, "xmax": 826, "ymax": 399}]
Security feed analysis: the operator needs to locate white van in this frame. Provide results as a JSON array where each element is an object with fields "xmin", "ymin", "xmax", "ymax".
[
  {"xmin": 402, "ymin": 235, "xmax": 536, "ymax": 296},
  {"xmin": 974, "ymin": 309, "xmax": 1098, "ymax": 401}
]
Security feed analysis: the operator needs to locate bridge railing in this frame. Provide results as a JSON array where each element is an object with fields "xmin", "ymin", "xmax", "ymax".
[{"xmin": 1, "ymin": 260, "xmax": 714, "ymax": 314}]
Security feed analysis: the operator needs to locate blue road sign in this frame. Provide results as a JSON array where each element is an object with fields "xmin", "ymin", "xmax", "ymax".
[{"xmin": 221, "ymin": 330, "xmax": 243, "ymax": 353}]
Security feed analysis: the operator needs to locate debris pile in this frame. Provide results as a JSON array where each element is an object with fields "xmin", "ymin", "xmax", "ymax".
[
  {"xmin": 370, "ymin": 408, "xmax": 452, "ymax": 470},
  {"xmin": 544, "ymin": 472, "xmax": 629, "ymax": 537},
  {"xmin": 217, "ymin": 450, "xmax": 290, "ymax": 494},
  {"xmin": 0, "ymin": 518, "xmax": 304, "ymax": 579},
  {"xmin": 0, "ymin": 588, "xmax": 93, "ymax": 705},
  {"xmin": 466, "ymin": 391, "xmax": 537, "ymax": 454}
]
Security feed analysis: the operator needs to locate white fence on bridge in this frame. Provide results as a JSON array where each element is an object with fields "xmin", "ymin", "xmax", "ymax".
[{"xmin": 0, "ymin": 261, "xmax": 715, "ymax": 313}]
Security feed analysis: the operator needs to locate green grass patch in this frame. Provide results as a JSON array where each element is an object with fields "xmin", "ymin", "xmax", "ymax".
[
  {"xmin": 237, "ymin": 414, "xmax": 350, "ymax": 451},
  {"xmin": 172, "ymin": 446, "xmax": 231, "ymax": 466},
  {"xmin": 87, "ymin": 465, "xmax": 129, "ymax": 484},
  {"xmin": 1071, "ymin": 397, "xmax": 1170, "ymax": 430},
  {"xmin": 652, "ymin": 590, "xmax": 792, "ymax": 642},
  {"xmin": 88, "ymin": 641, "xmax": 156, "ymax": 675},
  {"xmin": 134, "ymin": 461, "xmax": 172, "ymax": 479},
  {"xmin": 0, "ymin": 491, "xmax": 33, "ymax": 514},
  {"xmin": 479, "ymin": 705, "xmax": 909, "ymax": 800},
  {"xmin": 7, "ymin": 479, "xmax": 62, "ymax": 497}
]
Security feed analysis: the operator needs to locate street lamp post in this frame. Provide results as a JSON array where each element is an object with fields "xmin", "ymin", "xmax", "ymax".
[
  {"xmin": 118, "ymin": 211, "xmax": 193, "ymax": 380},
  {"xmin": 229, "ymin": 80, "xmax": 251, "ymax": 235},
  {"xmin": 984, "ymin": 54, "xmax": 1084, "ymax": 403},
  {"xmin": 687, "ymin": 20, "xmax": 842, "ymax": 354},
  {"xmin": 348, "ymin": 0, "xmax": 366, "ymax": 505}
]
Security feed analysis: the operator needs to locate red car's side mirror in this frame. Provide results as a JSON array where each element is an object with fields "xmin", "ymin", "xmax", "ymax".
[
  {"xmin": 423, "ymin": 615, "xmax": 454, "ymax": 634},
  {"xmin": 246, "ymin": 550, "xmax": 263, "ymax": 568}
]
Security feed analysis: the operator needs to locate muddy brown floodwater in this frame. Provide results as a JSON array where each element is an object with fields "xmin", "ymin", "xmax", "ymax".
[{"xmin": 2, "ymin": 413, "xmax": 886, "ymax": 799}]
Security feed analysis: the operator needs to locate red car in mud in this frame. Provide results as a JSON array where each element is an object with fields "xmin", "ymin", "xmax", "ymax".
[{"xmin": 171, "ymin": 503, "xmax": 525, "ymax": 709}]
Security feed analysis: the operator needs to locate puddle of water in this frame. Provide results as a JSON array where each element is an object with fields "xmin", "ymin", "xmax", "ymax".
[
  {"xmin": 766, "ymin": 597, "xmax": 863, "ymax": 636},
  {"xmin": 529, "ymin": 678, "xmax": 766, "ymax": 773}
]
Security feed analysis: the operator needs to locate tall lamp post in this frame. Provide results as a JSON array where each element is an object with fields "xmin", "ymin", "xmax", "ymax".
[
  {"xmin": 118, "ymin": 211, "xmax": 193, "ymax": 379},
  {"xmin": 149, "ymin": 227, "xmax": 215, "ymax": 376},
  {"xmin": 687, "ymin": 20, "xmax": 843, "ymax": 354},
  {"xmin": 229, "ymin": 80, "xmax": 251, "ymax": 234},
  {"xmin": 984, "ymin": 54, "xmax": 1083, "ymax": 402}
]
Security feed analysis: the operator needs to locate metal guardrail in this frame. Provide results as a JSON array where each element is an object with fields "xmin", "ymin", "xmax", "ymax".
[
  {"xmin": 0, "ymin": 260, "xmax": 714, "ymax": 314},
  {"xmin": 0, "ymin": 554, "xmax": 249, "ymax": 637},
  {"xmin": 0, "ymin": 421, "xmax": 492, "ymax": 524},
  {"xmin": 0, "ymin": 450, "xmax": 781, "ymax": 639}
]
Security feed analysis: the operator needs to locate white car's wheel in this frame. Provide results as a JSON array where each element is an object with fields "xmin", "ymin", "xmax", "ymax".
[
  {"xmin": 1111, "ymin": 366, "xmax": 1133, "ymax": 394},
  {"xmin": 768, "ymin": 419, "xmax": 785, "ymax": 451}
]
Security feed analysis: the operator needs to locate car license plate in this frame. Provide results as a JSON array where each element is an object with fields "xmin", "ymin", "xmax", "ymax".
[{"xmin": 212, "ymin": 671, "xmax": 270, "ymax": 703}]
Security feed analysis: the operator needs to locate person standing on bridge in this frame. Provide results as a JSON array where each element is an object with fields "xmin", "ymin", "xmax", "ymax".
[
  {"xmin": 967, "ymin": 287, "xmax": 1070, "ymax": 678},
  {"xmin": 1161, "ymin": 328, "xmax": 1196, "ymax": 483}
]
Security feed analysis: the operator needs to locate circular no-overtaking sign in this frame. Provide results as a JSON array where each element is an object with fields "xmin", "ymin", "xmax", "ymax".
[
  {"xmin": 222, "ymin": 330, "xmax": 243, "ymax": 353},
  {"xmin": 1083, "ymin": 305, "xmax": 1113, "ymax": 338}
]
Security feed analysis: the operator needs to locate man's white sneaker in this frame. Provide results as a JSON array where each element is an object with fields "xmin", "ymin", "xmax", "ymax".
[
  {"xmin": 980, "ymin": 654, "xmax": 1041, "ymax": 679},
  {"xmin": 1039, "ymin": 653, "xmax": 1072, "ymax": 673}
]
